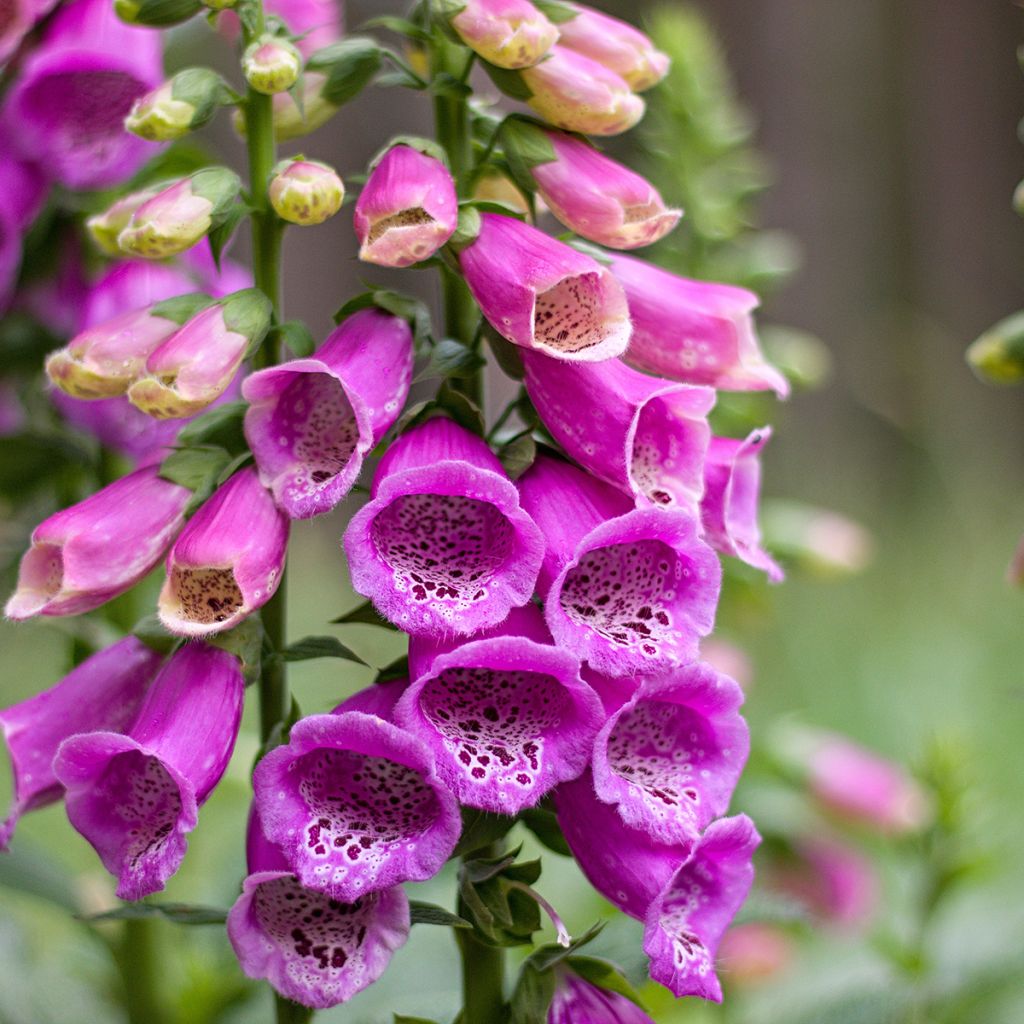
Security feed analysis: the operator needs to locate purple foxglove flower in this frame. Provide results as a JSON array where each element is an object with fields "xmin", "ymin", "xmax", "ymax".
[
  {"xmin": 158, "ymin": 467, "xmax": 289, "ymax": 637},
  {"xmin": 354, "ymin": 145, "xmax": 458, "ymax": 268},
  {"xmin": 252, "ymin": 711, "xmax": 461, "ymax": 901},
  {"xmin": 129, "ymin": 288, "xmax": 271, "ymax": 419},
  {"xmin": 458, "ymin": 213, "xmax": 631, "ymax": 361},
  {"xmin": 53, "ymin": 643, "xmax": 245, "ymax": 900},
  {"xmin": 548, "ymin": 965, "xmax": 656, "ymax": 1024},
  {"xmin": 449, "ymin": 0, "xmax": 559, "ymax": 69},
  {"xmin": 522, "ymin": 350, "xmax": 713, "ymax": 514},
  {"xmin": 590, "ymin": 663, "xmax": 749, "ymax": 846},
  {"xmin": 242, "ymin": 34, "xmax": 302, "ymax": 95},
  {"xmin": 532, "ymin": 132, "xmax": 680, "ymax": 250},
  {"xmin": 643, "ymin": 814, "xmax": 760, "ymax": 1001},
  {"xmin": 334, "ymin": 679, "xmax": 409, "ymax": 722},
  {"xmin": 0, "ymin": 0, "xmax": 32, "ymax": 65},
  {"xmin": 611, "ymin": 253, "xmax": 789, "ymax": 397},
  {"xmin": 0, "ymin": 148, "xmax": 47, "ymax": 235},
  {"xmin": 243, "ymin": 308, "xmax": 414, "ymax": 519},
  {"xmin": 3, "ymin": 0, "xmax": 162, "ymax": 189},
  {"xmin": 269, "ymin": 158, "xmax": 345, "ymax": 226},
  {"xmin": 343, "ymin": 417, "xmax": 545, "ymax": 637},
  {"xmin": 396, "ymin": 604, "xmax": 603, "ymax": 814},
  {"xmin": 517, "ymin": 457, "xmax": 720, "ymax": 677},
  {"xmin": 556, "ymin": 4, "xmax": 670, "ymax": 92},
  {"xmin": 521, "ymin": 46, "xmax": 645, "ymax": 137},
  {"xmin": 228, "ymin": 809, "xmax": 410, "ymax": 1009},
  {"xmin": 5, "ymin": 467, "xmax": 191, "ymax": 620},
  {"xmin": 0, "ymin": 637, "xmax": 161, "ymax": 848},
  {"xmin": 701, "ymin": 429, "xmax": 783, "ymax": 582}
]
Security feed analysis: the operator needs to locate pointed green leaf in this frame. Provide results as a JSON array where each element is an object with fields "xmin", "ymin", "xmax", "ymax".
[
  {"xmin": 283, "ymin": 636, "xmax": 368, "ymax": 665},
  {"xmin": 409, "ymin": 901, "xmax": 472, "ymax": 929},
  {"xmin": 330, "ymin": 600, "xmax": 394, "ymax": 629},
  {"xmin": 83, "ymin": 902, "xmax": 228, "ymax": 926}
]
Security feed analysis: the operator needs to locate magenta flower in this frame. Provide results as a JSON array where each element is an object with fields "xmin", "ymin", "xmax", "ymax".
[
  {"xmin": 532, "ymin": 131, "xmax": 680, "ymax": 250},
  {"xmin": 0, "ymin": 147, "xmax": 47, "ymax": 305},
  {"xmin": 333, "ymin": 679, "xmax": 409, "ymax": 722},
  {"xmin": 396, "ymin": 604, "xmax": 603, "ymax": 814},
  {"xmin": 343, "ymin": 417, "xmax": 544, "ymax": 638},
  {"xmin": 0, "ymin": 637, "xmax": 162, "ymax": 848},
  {"xmin": 458, "ymin": 213, "xmax": 631, "ymax": 361},
  {"xmin": 548, "ymin": 966, "xmax": 656, "ymax": 1024},
  {"xmin": 252, "ymin": 711, "xmax": 461, "ymax": 901},
  {"xmin": 523, "ymin": 350, "xmax": 713, "ymax": 515},
  {"xmin": 701, "ymin": 429, "xmax": 783, "ymax": 582},
  {"xmin": 158, "ymin": 467, "xmax": 289, "ymax": 637},
  {"xmin": 354, "ymin": 145, "xmax": 458, "ymax": 268},
  {"xmin": 449, "ymin": 0, "xmax": 558, "ymax": 69},
  {"xmin": 517, "ymin": 456, "xmax": 720, "ymax": 677},
  {"xmin": 5, "ymin": 467, "xmax": 190, "ymax": 620},
  {"xmin": 243, "ymin": 308, "xmax": 414, "ymax": 519},
  {"xmin": 3, "ymin": 0, "xmax": 163, "ymax": 189},
  {"xmin": 610, "ymin": 253, "xmax": 789, "ymax": 397},
  {"xmin": 0, "ymin": 0, "xmax": 32, "ymax": 66},
  {"xmin": 53, "ymin": 643, "xmax": 245, "ymax": 900}
]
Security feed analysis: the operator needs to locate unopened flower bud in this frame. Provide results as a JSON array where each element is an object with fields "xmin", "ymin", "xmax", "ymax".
[
  {"xmin": 243, "ymin": 34, "xmax": 302, "ymax": 95},
  {"xmin": 269, "ymin": 158, "xmax": 344, "ymax": 226},
  {"xmin": 966, "ymin": 311, "xmax": 1024, "ymax": 384},
  {"xmin": 125, "ymin": 68, "xmax": 227, "ymax": 142},
  {"xmin": 115, "ymin": 0, "xmax": 202, "ymax": 27},
  {"xmin": 449, "ymin": 0, "xmax": 559, "ymax": 70},
  {"xmin": 233, "ymin": 73, "xmax": 339, "ymax": 141},
  {"xmin": 202, "ymin": 0, "xmax": 237, "ymax": 9},
  {"xmin": 86, "ymin": 184, "xmax": 164, "ymax": 256}
]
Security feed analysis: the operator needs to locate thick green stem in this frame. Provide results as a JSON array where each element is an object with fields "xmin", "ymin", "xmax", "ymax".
[
  {"xmin": 456, "ymin": 928, "xmax": 506, "ymax": 1024},
  {"xmin": 116, "ymin": 919, "xmax": 168, "ymax": 1024}
]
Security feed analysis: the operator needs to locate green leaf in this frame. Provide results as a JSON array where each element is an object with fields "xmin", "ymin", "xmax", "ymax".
[
  {"xmin": 207, "ymin": 202, "xmax": 248, "ymax": 270},
  {"xmin": 273, "ymin": 319, "xmax": 317, "ymax": 358},
  {"xmin": 519, "ymin": 805, "xmax": 570, "ymax": 856},
  {"xmin": 375, "ymin": 654, "xmax": 409, "ymax": 683},
  {"xmin": 484, "ymin": 325, "xmax": 525, "ymax": 380},
  {"xmin": 362, "ymin": 15, "xmax": 429, "ymax": 41},
  {"xmin": 283, "ymin": 635, "xmax": 368, "ymax": 665},
  {"xmin": 498, "ymin": 117, "xmax": 557, "ymax": 196},
  {"xmin": 457, "ymin": 849, "xmax": 543, "ymax": 947},
  {"xmin": 454, "ymin": 808, "xmax": 516, "ymax": 857},
  {"xmin": 510, "ymin": 961, "xmax": 557, "ymax": 1024},
  {"xmin": 482, "ymin": 62, "xmax": 533, "ymax": 102},
  {"xmin": 416, "ymin": 339, "xmax": 486, "ymax": 382},
  {"xmin": 449, "ymin": 205, "xmax": 482, "ymax": 250},
  {"xmin": 330, "ymin": 601, "xmax": 393, "ymax": 628},
  {"xmin": 149, "ymin": 292, "xmax": 216, "ymax": 326},
  {"xmin": 83, "ymin": 902, "xmax": 228, "ymax": 926},
  {"xmin": 158, "ymin": 444, "xmax": 232, "ymax": 494},
  {"xmin": 564, "ymin": 956, "xmax": 645, "ymax": 1007},
  {"xmin": 525, "ymin": 922, "xmax": 605, "ymax": 972},
  {"xmin": 409, "ymin": 901, "xmax": 472, "ymax": 929},
  {"xmin": 394, "ymin": 1017, "xmax": 442, "ymax": 1024},
  {"xmin": 131, "ymin": 614, "xmax": 180, "ymax": 656},
  {"xmin": 436, "ymin": 380, "xmax": 486, "ymax": 436},
  {"xmin": 497, "ymin": 433, "xmax": 536, "ymax": 480},
  {"xmin": 370, "ymin": 134, "xmax": 449, "ymax": 169},
  {"xmin": 532, "ymin": 0, "xmax": 577, "ymax": 23},
  {"xmin": 208, "ymin": 616, "xmax": 265, "ymax": 685},
  {"xmin": 307, "ymin": 37, "xmax": 384, "ymax": 106},
  {"xmin": 175, "ymin": 400, "xmax": 248, "ymax": 453}
]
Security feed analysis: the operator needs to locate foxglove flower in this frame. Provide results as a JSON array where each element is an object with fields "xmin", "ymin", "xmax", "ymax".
[
  {"xmin": 158, "ymin": 467, "xmax": 289, "ymax": 636},
  {"xmin": 228, "ymin": 810, "xmax": 410, "ymax": 1009},
  {"xmin": 701, "ymin": 430, "xmax": 783, "ymax": 581},
  {"xmin": 548, "ymin": 965, "xmax": 657, "ymax": 1024},
  {"xmin": 334, "ymin": 678, "xmax": 409, "ymax": 722},
  {"xmin": 0, "ymin": 637, "xmax": 162, "ymax": 847},
  {"xmin": 242, "ymin": 35, "xmax": 302, "ymax": 95},
  {"xmin": 86, "ymin": 185, "xmax": 164, "ymax": 256},
  {"xmin": 458, "ymin": 213, "xmax": 631, "ymax": 361},
  {"xmin": 522, "ymin": 350, "xmax": 713, "ymax": 514},
  {"xmin": 517, "ymin": 457, "xmax": 720, "ymax": 677},
  {"xmin": 556, "ymin": 4, "xmax": 670, "ymax": 91},
  {"xmin": 344, "ymin": 417, "xmax": 544, "ymax": 637},
  {"xmin": 243, "ymin": 308, "xmax": 414, "ymax": 519},
  {"xmin": 449, "ymin": 0, "xmax": 558, "ymax": 69},
  {"xmin": 5, "ymin": 467, "xmax": 191, "ymax": 620},
  {"xmin": 3, "ymin": 0, "xmax": 162, "ymax": 189},
  {"xmin": 643, "ymin": 815, "xmax": 760, "ymax": 1001},
  {"xmin": 0, "ymin": 0, "xmax": 31, "ymax": 65},
  {"xmin": 53, "ymin": 643, "xmax": 245, "ymax": 900},
  {"xmin": 252, "ymin": 711, "xmax": 461, "ymax": 901},
  {"xmin": 521, "ymin": 46, "xmax": 644, "ymax": 136},
  {"xmin": 124, "ymin": 68, "xmax": 227, "ymax": 142},
  {"xmin": 0, "ymin": 148, "xmax": 45, "ymax": 307},
  {"xmin": 611, "ymin": 253, "xmax": 789, "ymax": 397},
  {"xmin": 269, "ymin": 158, "xmax": 345, "ymax": 226},
  {"xmin": 531, "ymin": 132, "xmax": 680, "ymax": 250},
  {"xmin": 397, "ymin": 604, "xmax": 603, "ymax": 813}
]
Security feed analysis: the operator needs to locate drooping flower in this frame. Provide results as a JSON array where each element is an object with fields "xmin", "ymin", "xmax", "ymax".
[
  {"xmin": 269, "ymin": 158, "xmax": 345, "ymax": 226},
  {"xmin": 242, "ymin": 34, "xmax": 302, "ymax": 95},
  {"xmin": 457, "ymin": 213, "xmax": 631, "ymax": 362},
  {"xmin": 0, "ymin": 637, "xmax": 162, "ymax": 848},
  {"xmin": 53, "ymin": 643, "xmax": 245, "ymax": 900},
  {"xmin": 158, "ymin": 467, "xmax": 289, "ymax": 636},
  {"xmin": 343, "ymin": 417, "xmax": 545, "ymax": 637},
  {"xmin": 449, "ymin": 0, "xmax": 559, "ymax": 70},
  {"xmin": 396, "ymin": 604, "xmax": 603, "ymax": 813},
  {"xmin": 3, "ymin": 0, "xmax": 163, "ymax": 189},
  {"xmin": 548, "ymin": 965, "xmax": 657, "ymax": 1024},
  {"xmin": 353, "ymin": 145, "xmax": 458, "ymax": 268},
  {"xmin": 517, "ymin": 456, "xmax": 720, "ymax": 677},
  {"xmin": 252, "ymin": 711, "xmax": 462, "ymax": 901},
  {"xmin": 86, "ymin": 185, "xmax": 165, "ymax": 256},
  {"xmin": 333, "ymin": 678, "xmax": 409, "ymax": 722},
  {"xmin": 5, "ymin": 466, "xmax": 191, "ymax": 620},
  {"xmin": 522, "ymin": 350, "xmax": 713, "ymax": 515},
  {"xmin": 610, "ymin": 253, "xmax": 789, "ymax": 397},
  {"xmin": 124, "ymin": 68, "xmax": 227, "ymax": 142},
  {"xmin": 243, "ymin": 308, "xmax": 414, "ymax": 519}
]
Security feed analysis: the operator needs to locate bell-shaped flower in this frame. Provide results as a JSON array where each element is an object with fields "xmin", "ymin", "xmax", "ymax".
[
  {"xmin": 2, "ymin": 0, "xmax": 162, "ymax": 189},
  {"xmin": 548, "ymin": 964, "xmax": 657, "ymax": 1024},
  {"xmin": 643, "ymin": 815, "xmax": 760, "ymax": 1001},
  {"xmin": 0, "ymin": 637, "xmax": 162, "ymax": 848},
  {"xmin": 158, "ymin": 467, "xmax": 289, "ymax": 636},
  {"xmin": 523, "ymin": 351, "xmax": 713, "ymax": 515},
  {"xmin": 701, "ymin": 429, "xmax": 783, "ymax": 581},
  {"xmin": 53, "ymin": 643, "xmax": 245, "ymax": 900},
  {"xmin": 611, "ymin": 253, "xmax": 789, "ymax": 397},
  {"xmin": 269, "ymin": 158, "xmax": 345, "ymax": 226},
  {"xmin": 243, "ymin": 34, "xmax": 303, "ymax": 95},
  {"xmin": 396, "ymin": 604, "xmax": 603, "ymax": 814},
  {"xmin": 354, "ymin": 145, "xmax": 458, "ymax": 268},
  {"xmin": 334, "ymin": 678, "xmax": 409, "ymax": 722},
  {"xmin": 517, "ymin": 456, "xmax": 720, "ymax": 677},
  {"xmin": 449, "ymin": 0, "xmax": 559, "ymax": 69},
  {"xmin": 5, "ymin": 467, "xmax": 191, "ymax": 620},
  {"xmin": 590, "ymin": 663, "xmax": 749, "ymax": 846},
  {"xmin": 124, "ymin": 68, "xmax": 228, "ymax": 142},
  {"xmin": 532, "ymin": 131, "xmax": 680, "ymax": 249},
  {"xmin": 252, "ymin": 711, "xmax": 461, "ymax": 901},
  {"xmin": 458, "ymin": 213, "xmax": 631, "ymax": 362},
  {"xmin": 556, "ymin": 4, "xmax": 670, "ymax": 91},
  {"xmin": 228, "ymin": 809, "xmax": 410, "ymax": 1009},
  {"xmin": 128, "ymin": 288, "xmax": 272, "ymax": 418},
  {"xmin": 243, "ymin": 308, "xmax": 414, "ymax": 519},
  {"xmin": 344, "ymin": 417, "xmax": 545, "ymax": 638},
  {"xmin": 521, "ymin": 46, "xmax": 644, "ymax": 136}
]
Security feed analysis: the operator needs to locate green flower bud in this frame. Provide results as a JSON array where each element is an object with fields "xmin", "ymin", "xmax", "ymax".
[
  {"xmin": 114, "ymin": 0, "xmax": 202, "ymax": 28},
  {"xmin": 242, "ymin": 35, "xmax": 302, "ymax": 95},
  {"xmin": 124, "ymin": 69, "xmax": 228, "ymax": 142},
  {"xmin": 268, "ymin": 158, "xmax": 344, "ymax": 226},
  {"xmin": 966, "ymin": 311, "xmax": 1024, "ymax": 385}
]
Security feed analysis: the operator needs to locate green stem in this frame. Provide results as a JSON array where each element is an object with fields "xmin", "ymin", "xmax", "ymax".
[
  {"xmin": 456, "ymin": 928, "xmax": 506, "ymax": 1024},
  {"xmin": 116, "ymin": 919, "xmax": 168, "ymax": 1024}
]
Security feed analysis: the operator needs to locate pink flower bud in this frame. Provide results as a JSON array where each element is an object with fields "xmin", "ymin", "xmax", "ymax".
[
  {"xmin": 521, "ymin": 45, "xmax": 645, "ymax": 136},
  {"xmin": 354, "ymin": 145, "xmax": 458, "ymax": 267},
  {"xmin": 124, "ymin": 68, "xmax": 227, "ymax": 142},
  {"xmin": 86, "ymin": 184, "xmax": 164, "ymax": 256},
  {"xmin": 717, "ymin": 924, "xmax": 795, "ymax": 986},
  {"xmin": 242, "ymin": 34, "xmax": 302, "ymax": 95},
  {"xmin": 269, "ymin": 158, "xmax": 345, "ymax": 226},
  {"xmin": 450, "ymin": 0, "xmax": 558, "ymax": 69}
]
